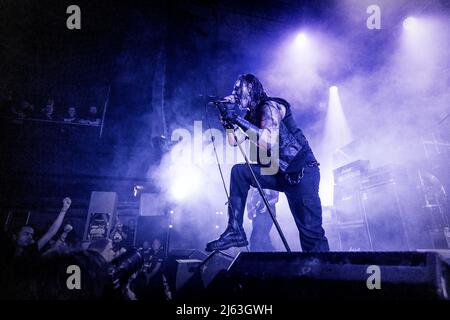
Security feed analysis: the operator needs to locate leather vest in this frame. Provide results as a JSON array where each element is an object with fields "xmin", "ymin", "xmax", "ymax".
[{"xmin": 246, "ymin": 97, "xmax": 317, "ymax": 173}]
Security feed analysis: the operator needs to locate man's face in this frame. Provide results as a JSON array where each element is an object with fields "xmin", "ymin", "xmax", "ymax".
[
  {"xmin": 113, "ymin": 232, "xmax": 122, "ymax": 242},
  {"xmin": 152, "ymin": 239, "xmax": 161, "ymax": 250},
  {"xmin": 68, "ymin": 107, "xmax": 76, "ymax": 117},
  {"xmin": 46, "ymin": 104, "xmax": 54, "ymax": 114},
  {"xmin": 15, "ymin": 226, "xmax": 35, "ymax": 247},
  {"xmin": 232, "ymin": 79, "xmax": 252, "ymax": 110},
  {"xmin": 142, "ymin": 241, "xmax": 149, "ymax": 249}
]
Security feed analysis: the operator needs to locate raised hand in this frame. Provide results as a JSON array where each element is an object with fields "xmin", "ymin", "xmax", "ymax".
[
  {"xmin": 63, "ymin": 224, "xmax": 73, "ymax": 233},
  {"xmin": 62, "ymin": 197, "xmax": 72, "ymax": 211}
]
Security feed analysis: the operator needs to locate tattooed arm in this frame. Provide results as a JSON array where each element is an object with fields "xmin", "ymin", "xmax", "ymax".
[
  {"xmin": 258, "ymin": 101, "xmax": 286, "ymax": 150},
  {"xmin": 223, "ymin": 101, "xmax": 286, "ymax": 148}
]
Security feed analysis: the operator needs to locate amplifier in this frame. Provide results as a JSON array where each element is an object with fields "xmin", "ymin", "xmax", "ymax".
[
  {"xmin": 362, "ymin": 164, "xmax": 409, "ymax": 189},
  {"xmin": 338, "ymin": 222, "xmax": 372, "ymax": 251},
  {"xmin": 361, "ymin": 165, "xmax": 429, "ymax": 250},
  {"xmin": 333, "ymin": 160, "xmax": 370, "ymax": 186},
  {"xmin": 334, "ymin": 185, "xmax": 365, "ymax": 224},
  {"xmin": 361, "ymin": 182, "xmax": 410, "ymax": 250},
  {"xmin": 83, "ymin": 191, "xmax": 117, "ymax": 241}
]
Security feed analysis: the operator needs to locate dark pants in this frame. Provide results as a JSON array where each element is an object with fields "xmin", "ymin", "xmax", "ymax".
[
  {"xmin": 250, "ymin": 207, "xmax": 276, "ymax": 251},
  {"xmin": 230, "ymin": 164, "xmax": 329, "ymax": 252}
]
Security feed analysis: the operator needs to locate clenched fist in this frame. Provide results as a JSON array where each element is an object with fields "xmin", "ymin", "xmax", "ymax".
[
  {"xmin": 62, "ymin": 197, "xmax": 72, "ymax": 211},
  {"xmin": 63, "ymin": 224, "xmax": 73, "ymax": 233}
]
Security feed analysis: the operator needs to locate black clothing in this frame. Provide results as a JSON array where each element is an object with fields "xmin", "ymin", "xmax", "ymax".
[
  {"xmin": 207, "ymin": 97, "xmax": 328, "ymax": 252},
  {"xmin": 246, "ymin": 97, "xmax": 318, "ymax": 173}
]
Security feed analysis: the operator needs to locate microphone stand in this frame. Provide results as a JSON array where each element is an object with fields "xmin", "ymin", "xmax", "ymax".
[
  {"xmin": 205, "ymin": 100, "xmax": 291, "ymax": 252},
  {"xmin": 230, "ymin": 130, "xmax": 291, "ymax": 252}
]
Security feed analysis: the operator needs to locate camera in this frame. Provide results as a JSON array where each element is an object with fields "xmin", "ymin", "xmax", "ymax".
[{"xmin": 109, "ymin": 249, "xmax": 143, "ymax": 289}]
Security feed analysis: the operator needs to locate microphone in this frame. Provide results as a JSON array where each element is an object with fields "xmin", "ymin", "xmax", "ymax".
[{"xmin": 208, "ymin": 95, "xmax": 239, "ymax": 106}]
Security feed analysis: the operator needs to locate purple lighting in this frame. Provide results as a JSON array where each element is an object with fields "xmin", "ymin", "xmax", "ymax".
[
  {"xmin": 295, "ymin": 33, "xmax": 307, "ymax": 45},
  {"xmin": 403, "ymin": 17, "xmax": 417, "ymax": 30},
  {"xmin": 329, "ymin": 86, "xmax": 338, "ymax": 94}
]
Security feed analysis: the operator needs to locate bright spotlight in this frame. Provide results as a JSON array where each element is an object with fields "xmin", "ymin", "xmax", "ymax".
[
  {"xmin": 319, "ymin": 83, "xmax": 353, "ymax": 206},
  {"xmin": 295, "ymin": 33, "xmax": 307, "ymax": 45},
  {"xmin": 171, "ymin": 183, "xmax": 188, "ymax": 201},
  {"xmin": 403, "ymin": 17, "xmax": 417, "ymax": 30},
  {"xmin": 169, "ymin": 165, "xmax": 201, "ymax": 201},
  {"xmin": 329, "ymin": 86, "xmax": 338, "ymax": 94}
]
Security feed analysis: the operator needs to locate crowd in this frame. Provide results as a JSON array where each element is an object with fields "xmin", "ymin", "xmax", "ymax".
[
  {"xmin": 0, "ymin": 89, "xmax": 102, "ymax": 126},
  {"xmin": 0, "ymin": 197, "xmax": 170, "ymax": 300}
]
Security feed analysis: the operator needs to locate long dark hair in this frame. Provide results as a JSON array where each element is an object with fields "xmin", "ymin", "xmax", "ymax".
[{"xmin": 238, "ymin": 74, "xmax": 268, "ymax": 107}]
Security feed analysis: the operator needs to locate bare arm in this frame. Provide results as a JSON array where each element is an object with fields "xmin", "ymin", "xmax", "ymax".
[
  {"xmin": 37, "ymin": 197, "xmax": 71, "ymax": 251},
  {"xmin": 258, "ymin": 101, "xmax": 285, "ymax": 150},
  {"xmin": 226, "ymin": 101, "xmax": 285, "ymax": 151}
]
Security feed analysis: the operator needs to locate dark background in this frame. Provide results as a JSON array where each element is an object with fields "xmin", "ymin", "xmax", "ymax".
[{"xmin": 1, "ymin": 0, "xmax": 449, "ymax": 247}]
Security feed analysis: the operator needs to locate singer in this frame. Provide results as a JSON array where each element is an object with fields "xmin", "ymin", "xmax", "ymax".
[{"xmin": 206, "ymin": 74, "xmax": 329, "ymax": 252}]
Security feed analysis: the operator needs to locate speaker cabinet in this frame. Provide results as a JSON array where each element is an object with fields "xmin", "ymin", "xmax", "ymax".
[
  {"xmin": 199, "ymin": 251, "xmax": 234, "ymax": 288},
  {"xmin": 174, "ymin": 251, "xmax": 234, "ymax": 300},
  {"xmin": 338, "ymin": 222, "xmax": 372, "ymax": 251},
  {"xmin": 175, "ymin": 259, "xmax": 203, "ymax": 291},
  {"xmin": 83, "ymin": 191, "xmax": 117, "ymax": 240},
  {"xmin": 334, "ymin": 185, "xmax": 365, "ymax": 224},
  {"xmin": 361, "ymin": 183, "xmax": 410, "ymax": 250}
]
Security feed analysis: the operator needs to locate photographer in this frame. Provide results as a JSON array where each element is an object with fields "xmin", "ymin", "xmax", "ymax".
[
  {"xmin": 87, "ymin": 238, "xmax": 142, "ymax": 300},
  {"xmin": 87, "ymin": 238, "xmax": 116, "ymax": 263}
]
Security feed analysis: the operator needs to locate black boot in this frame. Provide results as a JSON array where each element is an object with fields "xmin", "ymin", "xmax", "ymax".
[{"xmin": 205, "ymin": 197, "xmax": 248, "ymax": 252}]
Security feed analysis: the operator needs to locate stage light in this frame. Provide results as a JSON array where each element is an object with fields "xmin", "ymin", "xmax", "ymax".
[
  {"xmin": 169, "ymin": 164, "xmax": 201, "ymax": 201},
  {"xmin": 170, "ymin": 210, "xmax": 174, "ymax": 214},
  {"xmin": 329, "ymin": 86, "xmax": 338, "ymax": 94},
  {"xmin": 171, "ymin": 183, "xmax": 187, "ymax": 201},
  {"xmin": 295, "ymin": 33, "xmax": 307, "ymax": 45},
  {"xmin": 403, "ymin": 17, "xmax": 417, "ymax": 30},
  {"xmin": 319, "ymin": 85, "xmax": 353, "ymax": 206},
  {"xmin": 169, "ymin": 224, "xmax": 173, "ymax": 228},
  {"xmin": 133, "ymin": 185, "xmax": 144, "ymax": 197}
]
